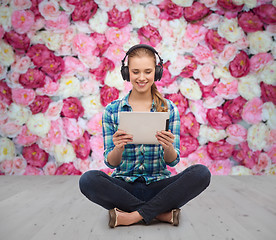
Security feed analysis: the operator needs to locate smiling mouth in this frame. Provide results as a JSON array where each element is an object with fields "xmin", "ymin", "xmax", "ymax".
[{"xmin": 137, "ymin": 82, "xmax": 147, "ymax": 87}]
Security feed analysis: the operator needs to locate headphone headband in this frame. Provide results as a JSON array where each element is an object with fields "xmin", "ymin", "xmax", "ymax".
[{"xmin": 121, "ymin": 44, "xmax": 163, "ymax": 81}]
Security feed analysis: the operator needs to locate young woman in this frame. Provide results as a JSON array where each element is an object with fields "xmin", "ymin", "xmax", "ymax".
[{"xmin": 79, "ymin": 44, "xmax": 211, "ymax": 228}]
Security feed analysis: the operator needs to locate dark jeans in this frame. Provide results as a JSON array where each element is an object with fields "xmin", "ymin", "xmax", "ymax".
[{"xmin": 79, "ymin": 164, "xmax": 211, "ymax": 224}]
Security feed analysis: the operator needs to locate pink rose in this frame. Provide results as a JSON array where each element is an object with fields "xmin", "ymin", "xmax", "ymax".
[
  {"xmin": 19, "ymin": 68, "xmax": 46, "ymax": 89},
  {"xmin": 183, "ymin": 1, "xmax": 211, "ymax": 22},
  {"xmin": 55, "ymin": 162, "xmax": 82, "ymax": 175},
  {"xmin": 180, "ymin": 135, "xmax": 199, "ymax": 158},
  {"xmin": 36, "ymin": 76, "xmax": 59, "ymax": 96},
  {"xmin": 223, "ymin": 96, "xmax": 247, "ymax": 123},
  {"xmin": 90, "ymin": 32, "xmax": 111, "ymax": 57},
  {"xmin": 192, "ymin": 44, "xmax": 214, "ymax": 64},
  {"xmin": 100, "ymin": 85, "xmax": 119, "ymax": 107},
  {"xmin": 217, "ymin": 0, "xmax": 244, "ymax": 12},
  {"xmin": 22, "ymin": 143, "xmax": 49, "ymax": 168},
  {"xmin": 103, "ymin": 44, "xmax": 125, "ymax": 63},
  {"xmin": 40, "ymin": 54, "xmax": 64, "ymax": 82},
  {"xmin": 63, "ymin": 56, "xmax": 87, "ymax": 76},
  {"xmin": 12, "ymin": 156, "xmax": 27, "ymax": 175},
  {"xmin": 90, "ymin": 57, "xmax": 115, "ymax": 85},
  {"xmin": 188, "ymin": 146, "xmax": 213, "ymax": 167},
  {"xmin": 226, "ymin": 124, "xmax": 247, "ymax": 145},
  {"xmin": 189, "ymin": 100, "xmax": 208, "ymax": 124},
  {"xmin": 11, "ymin": 10, "xmax": 35, "ymax": 34},
  {"xmin": 39, "ymin": 0, "xmax": 61, "ymax": 20},
  {"xmin": 12, "ymin": 88, "xmax": 36, "ymax": 106},
  {"xmin": 27, "ymin": 44, "xmax": 52, "ymax": 68},
  {"xmin": 100, "ymin": 167, "xmax": 114, "ymax": 176},
  {"xmin": 45, "ymin": 12, "xmax": 70, "ymax": 31},
  {"xmin": 179, "ymin": 55, "xmax": 199, "ymax": 78},
  {"xmin": 14, "ymin": 125, "xmax": 39, "ymax": 146},
  {"xmin": 105, "ymin": 25, "xmax": 131, "ymax": 45},
  {"xmin": 250, "ymin": 53, "xmax": 274, "ymax": 73},
  {"xmin": 0, "ymin": 120, "xmax": 22, "ymax": 138},
  {"xmin": 4, "ymin": 31, "xmax": 30, "ymax": 55},
  {"xmin": 261, "ymin": 82, "xmax": 276, "ymax": 105},
  {"xmin": 61, "ymin": 97, "xmax": 84, "ymax": 119},
  {"xmin": 205, "ymin": 29, "xmax": 229, "ymax": 53},
  {"xmin": 72, "ymin": 33, "xmax": 97, "ymax": 57},
  {"xmin": 158, "ymin": 0, "xmax": 183, "ymax": 21},
  {"xmin": 45, "ymin": 100, "xmax": 63, "ymax": 120},
  {"xmin": 214, "ymin": 79, "xmax": 239, "ymax": 99},
  {"xmin": 253, "ymin": 4, "xmax": 276, "ymax": 25},
  {"xmin": 74, "ymin": 158, "xmax": 91, "ymax": 173},
  {"xmin": 156, "ymin": 63, "xmax": 177, "ymax": 87},
  {"xmin": 185, "ymin": 23, "xmax": 208, "ymax": 45},
  {"xmin": 207, "ymin": 140, "xmax": 234, "ymax": 160},
  {"xmin": 71, "ymin": 131, "xmax": 91, "ymax": 160},
  {"xmin": 71, "ymin": 0, "xmax": 97, "ymax": 22},
  {"xmin": 267, "ymin": 145, "xmax": 276, "ymax": 164},
  {"xmin": 29, "ymin": 95, "xmax": 52, "ymax": 114},
  {"xmin": 0, "ymin": 100, "xmax": 7, "ymax": 120},
  {"xmin": 90, "ymin": 134, "xmax": 105, "ymax": 161},
  {"xmin": 197, "ymin": 78, "xmax": 219, "ymax": 98},
  {"xmin": 233, "ymin": 142, "xmax": 261, "ymax": 169},
  {"xmin": 209, "ymin": 159, "xmax": 232, "ymax": 175},
  {"xmin": 238, "ymin": 11, "xmax": 264, "ymax": 33},
  {"xmin": 252, "ymin": 153, "xmax": 271, "ymax": 175},
  {"xmin": 180, "ymin": 112, "xmax": 200, "ymax": 138},
  {"xmin": 0, "ymin": 81, "xmax": 13, "ymax": 105},
  {"xmin": 219, "ymin": 44, "xmax": 238, "ymax": 66},
  {"xmin": 0, "ymin": 160, "xmax": 14, "ymax": 175},
  {"xmin": 137, "ymin": 24, "xmax": 162, "ymax": 47},
  {"xmin": 63, "ymin": 117, "xmax": 83, "ymax": 141},
  {"xmin": 207, "ymin": 107, "xmax": 232, "ymax": 130},
  {"xmin": 24, "ymin": 165, "xmax": 44, "ymax": 175},
  {"xmin": 43, "ymin": 161, "xmax": 57, "ymax": 175},
  {"xmin": 47, "ymin": 118, "xmax": 66, "ymax": 145},
  {"xmin": 12, "ymin": 55, "xmax": 32, "ymax": 74},
  {"xmin": 242, "ymin": 97, "xmax": 263, "ymax": 125},
  {"xmin": 165, "ymin": 92, "xmax": 188, "ymax": 116},
  {"xmin": 107, "ymin": 7, "xmax": 131, "ymax": 28},
  {"xmin": 86, "ymin": 112, "xmax": 103, "ymax": 135},
  {"xmin": 229, "ymin": 51, "xmax": 250, "ymax": 78},
  {"xmin": 193, "ymin": 64, "xmax": 214, "ymax": 86}
]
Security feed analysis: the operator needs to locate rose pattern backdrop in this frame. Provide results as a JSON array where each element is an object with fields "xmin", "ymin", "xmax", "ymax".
[{"xmin": 0, "ymin": 0, "xmax": 275, "ymax": 176}]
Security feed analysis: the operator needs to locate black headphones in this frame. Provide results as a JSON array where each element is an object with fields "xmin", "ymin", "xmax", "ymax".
[{"xmin": 121, "ymin": 44, "xmax": 163, "ymax": 82}]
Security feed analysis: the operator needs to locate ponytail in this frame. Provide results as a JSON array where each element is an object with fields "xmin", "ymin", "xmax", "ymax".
[{"xmin": 151, "ymin": 83, "xmax": 168, "ymax": 112}]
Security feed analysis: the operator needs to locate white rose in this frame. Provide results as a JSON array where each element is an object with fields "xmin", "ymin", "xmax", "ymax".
[
  {"xmin": 0, "ymin": 63, "xmax": 7, "ymax": 79},
  {"xmin": 78, "ymin": 55, "xmax": 101, "ymax": 69},
  {"xmin": 203, "ymin": 96, "xmax": 225, "ymax": 109},
  {"xmin": 81, "ymin": 95, "xmax": 103, "ymax": 119},
  {"xmin": 105, "ymin": 67, "xmax": 125, "ymax": 91},
  {"xmin": 58, "ymin": 76, "xmax": 81, "ymax": 98},
  {"xmin": 273, "ymin": 0, "xmax": 276, "ymax": 6},
  {"xmin": 169, "ymin": 55, "xmax": 191, "ymax": 76},
  {"xmin": 218, "ymin": 18, "xmax": 243, "ymax": 43},
  {"xmin": 231, "ymin": 165, "xmax": 252, "ymax": 175},
  {"xmin": 0, "ymin": 138, "xmax": 16, "ymax": 162},
  {"xmin": 232, "ymin": 0, "xmax": 244, "ymax": 5},
  {"xmin": 0, "ymin": 40, "xmax": 15, "ymax": 67},
  {"xmin": 203, "ymin": 13, "xmax": 223, "ymax": 29},
  {"xmin": 54, "ymin": 143, "xmax": 76, "ymax": 165},
  {"xmin": 262, "ymin": 102, "xmax": 276, "ymax": 130},
  {"xmin": 199, "ymin": 0, "xmax": 218, "ymax": 8},
  {"xmin": 172, "ymin": 0, "xmax": 193, "ymax": 7},
  {"xmin": 39, "ymin": 0, "xmax": 60, "ymax": 20},
  {"xmin": 213, "ymin": 65, "xmax": 235, "ymax": 81},
  {"xmin": 26, "ymin": 113, "xmax": 51, "ymax": 138},
  {"xmin": 94, "ymin": 0, "xmax": 114, "ymax": 11},
  {"xmin": 123, "ymin": 32, "xmax": 140, "ymax": 52},
  {"xmin": 238, "ymin": 75, "xmax": 261, "ymax": 100},
  {"xmin": 7, "ymin": 103, "xmax": 31, "ymax": 125},
  {"xmin": 179, "ymin": 78, "xmax": 202, "ymax": 100},
  {"xmin": 130, "ymin": 4, "xmax": 147, "ymax": 29},
  {"xmin": 248, "ymin": 31, "xmax": 273, "ymax": 54},
  {"xmin": 156, "ymin": 43, "xmax": 178, "ymax": 63},
  {"xmin": 259, "ymin": 62, "xmax": 276, "ymax": 86},
  {"xmin": 0, "ymin": 6, "xmax": 12, "ymax": 32},
  {"xmin": 145, "ymin": 4, "xmax": 160, "ymax": 28},
  {"xmin": 244, "ymin": 0, "xmax": 257, "ymax": 9},
  {"xmin": 89, "ymin": 9, "xmax": 108, "ymax": 34},
  {"xmin": 40, "ymin": 31, "xmax": 62, "ymax": 51},
  {"xmin": 271, "ymin": 42, "xmax": 276, "ymax": 59},
  {"xmin": 198, "ymin": 125, "xmax": 227, "ymax": 145},
  {"xmin": 247, "ymin": 123, "xmax": 269, "ymax": 151}
]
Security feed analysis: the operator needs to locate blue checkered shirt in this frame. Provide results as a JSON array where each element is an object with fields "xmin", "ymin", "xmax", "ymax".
[{"xmin": 102, "ymin": 91, "xmax": 180, "ymax": 184}]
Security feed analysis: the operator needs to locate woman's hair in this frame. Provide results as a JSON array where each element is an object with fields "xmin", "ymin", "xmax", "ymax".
[{"xmin": 127, "ymin": 47, "xmax": 168, "ymax": 112}]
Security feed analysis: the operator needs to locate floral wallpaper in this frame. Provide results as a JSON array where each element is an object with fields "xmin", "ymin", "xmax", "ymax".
[{"xmin": 0, "ymin": 0, "xmax": 275, "ymax": 176}]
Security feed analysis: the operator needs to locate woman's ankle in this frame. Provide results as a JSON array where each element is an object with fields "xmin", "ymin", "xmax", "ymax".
[
  {"xmin": 116, "ymin": 210, "xmax": 143, "ymax": 226},
  {"xmin": 155, "ymin": 211, "xmax": 172, "ymax": 223}
]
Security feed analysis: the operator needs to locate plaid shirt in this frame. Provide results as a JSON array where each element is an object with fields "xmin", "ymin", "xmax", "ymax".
[{"xmin": 102, "ymin": 91, "xmax": 180, "ymax": 184}]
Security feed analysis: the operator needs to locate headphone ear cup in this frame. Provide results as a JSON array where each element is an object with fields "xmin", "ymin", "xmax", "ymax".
[
  {"xmin": 155, "ymin": 65, "xmax": 163, "ymax": 81},
  {"xmin": 121, "ymin": 66, "xmax": 130, "ymax": 81}
]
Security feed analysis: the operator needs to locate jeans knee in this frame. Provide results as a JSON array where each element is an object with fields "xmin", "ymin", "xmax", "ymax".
[
  {"xmin": 79, "ymin": 170, "xmax": 99, "ymax": 195},
  {"xmin": 196, "ymin": 164, "xmax": 211, "ymax": 188}
]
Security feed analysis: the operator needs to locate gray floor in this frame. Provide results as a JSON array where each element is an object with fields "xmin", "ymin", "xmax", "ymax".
[{"xmin": 0, "ymin": 175, "xmax": 276, "ymax": 240}]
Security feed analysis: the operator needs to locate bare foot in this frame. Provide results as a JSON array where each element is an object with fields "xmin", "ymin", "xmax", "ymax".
[{"xmin": 116, "ymin": 210, "xmax": 143, "ymax": 227}]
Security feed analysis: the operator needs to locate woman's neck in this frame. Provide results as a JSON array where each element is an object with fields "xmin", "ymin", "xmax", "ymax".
[{"xmin": 129, "ymin": 90, "xmax": 153, "ymax": 112}]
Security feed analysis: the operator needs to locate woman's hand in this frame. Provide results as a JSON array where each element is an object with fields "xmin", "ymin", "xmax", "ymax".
[
  {"xmin": 113, "ymin": 129, "xmax": 133, "ymax": 152},
  {"xmin": 156, "ymin": 130, "xmax": 175, "ymax": 151}
]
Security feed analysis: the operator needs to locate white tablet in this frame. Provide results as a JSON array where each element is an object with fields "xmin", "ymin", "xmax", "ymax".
[{"xmin": 118, "ymin": 111, "xmax": 170, "ymax": 145}]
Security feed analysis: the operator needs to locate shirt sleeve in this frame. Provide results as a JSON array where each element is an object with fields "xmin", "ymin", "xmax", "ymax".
[
  {"xmin": 102, "ymin": 105, "xmax": 117, "ymax": 169},
  {"xmin": 165, "ymin": 100, "xmax": 181, "ymax": 167}
]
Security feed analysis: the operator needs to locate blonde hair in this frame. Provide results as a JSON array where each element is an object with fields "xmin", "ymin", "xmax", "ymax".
[{"xmin": 128, "ymin": 47, "xmax": 168, "ymax": 112}]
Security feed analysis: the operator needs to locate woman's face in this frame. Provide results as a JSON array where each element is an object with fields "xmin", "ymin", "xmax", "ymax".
[{"xmin": 128, "ymin": 55, "xmax": 155, "ymax": 95}]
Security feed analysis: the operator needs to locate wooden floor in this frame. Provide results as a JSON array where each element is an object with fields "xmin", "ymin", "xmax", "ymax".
[{"xmin": 0, "ymin": 176, "xmax": 275, "ymax": 240}]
